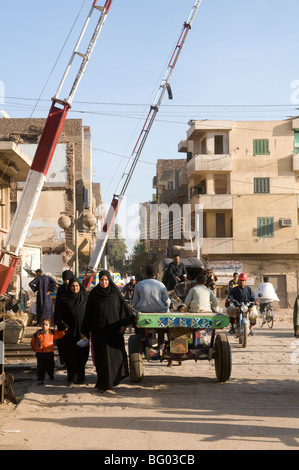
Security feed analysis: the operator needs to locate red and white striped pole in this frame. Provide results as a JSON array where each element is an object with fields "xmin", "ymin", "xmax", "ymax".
[
  {"xmin": 0, "ymin": 0, "xmax": 113, "ymax": 294},
  {"xmin": 4, "ymin": 101, "xmax": 70, "ymax": 257}
]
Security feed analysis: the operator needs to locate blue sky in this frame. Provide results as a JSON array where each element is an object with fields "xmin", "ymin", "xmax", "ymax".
[{"xmin": 1, "ymin": 0, "xmax": 299, "ymax": 252}]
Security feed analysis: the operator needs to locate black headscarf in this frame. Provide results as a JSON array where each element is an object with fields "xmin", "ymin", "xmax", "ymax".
[
  {"xmin": 62, "ymin": 270, "xmax": 74, "ymax": 282},
  {"xmin": 81, "ymin": 270, "xmax": 134, "ymax": 335},
  {"xmin": 55, "ymin": 277, "xmax": 88, "ymax": 336},
  {"xmin": 55, "ymin": 270, "xmax": 74, "ymax": 308}
]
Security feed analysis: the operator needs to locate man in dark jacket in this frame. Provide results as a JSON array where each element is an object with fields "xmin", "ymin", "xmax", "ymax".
[
  {"xmin": 228, "ymin": 272, "xmax": 257, "ymax": 335},
  {"xmin": 167, "ymin": 255, "xmax": 187, "ymax": 290}
]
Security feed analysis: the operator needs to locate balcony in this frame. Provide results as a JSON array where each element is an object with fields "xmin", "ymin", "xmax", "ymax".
[
  {"xmin": 187, "ymin": 154, "xmax": 232, "ymax": 177},
  {"xmin": 178, "ymin": 169, "xmax": 188, "ymax": 188},
  {"xmin": 178, "ymin": 139, "xmax": 189, "ymax": 153},
  {"xmin": 0, "ymin": 142, "xmax": 31, "ymax": 181},
  {"xmin": 187, "ymin": 120, "xmax": 233, "ymax": 140},
  {"xmin": 293, "ymin": 153, "xmax": 299, "ymax": 171},
  {"xmin": 193, "ymin": 194, "xmax": 233, "ymax": 211},
  {"xmin": 200, "ymin": 238, "xmax": 233, "ymax": 255}
]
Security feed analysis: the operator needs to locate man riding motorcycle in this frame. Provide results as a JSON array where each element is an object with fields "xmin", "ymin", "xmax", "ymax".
[{"xmin": 227, "ymin": 272, "xmax": 258, "ymax": 335}]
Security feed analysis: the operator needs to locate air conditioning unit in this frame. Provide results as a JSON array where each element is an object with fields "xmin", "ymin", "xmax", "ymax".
[{"xmin": 279, "ymin": 218, "xmax": 292, "ymax": 227}]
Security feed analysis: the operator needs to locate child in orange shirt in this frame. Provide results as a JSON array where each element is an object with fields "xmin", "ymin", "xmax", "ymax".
[{"xmin": 31, "ymin": 317, "xmax": 67, "ymax": 385}]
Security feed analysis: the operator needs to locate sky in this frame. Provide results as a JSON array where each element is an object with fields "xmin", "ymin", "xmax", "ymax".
[{"xmin": 1, "ymin": 0, "xmax": 299, "ymax": 254}]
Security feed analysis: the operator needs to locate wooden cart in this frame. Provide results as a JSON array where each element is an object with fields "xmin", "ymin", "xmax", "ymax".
[{"xmin": 129, "ymin": 311, "xmax": 231, "ymax": 383}]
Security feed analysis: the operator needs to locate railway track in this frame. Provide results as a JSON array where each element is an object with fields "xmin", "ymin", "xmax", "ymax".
[{"xmin": 4, "ymin": 326, "xmax": 59, "ymax": 364}]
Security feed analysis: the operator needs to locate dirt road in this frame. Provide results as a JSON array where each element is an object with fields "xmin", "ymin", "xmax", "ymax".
[{"xmin": 1, "ymin": 313, "xmax": 299, "ymax": 451}]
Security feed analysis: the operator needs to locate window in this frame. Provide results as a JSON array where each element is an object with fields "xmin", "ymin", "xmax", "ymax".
[
  {"xmin": 214, "ymin": 135, "xmax": 224, "ymax": 154},
  {"xmin": 216, "ymin": 213, "xmax": 225, "ymax": 238},
  {"xmin": 294, "ymin": 130, "xmax": 299, "ymax": 154},
  {"xmin": 257, "ymin": 217, "xmax": 274, "ymax": 238},
  {"xmin": 253, "ymin": 139, "xmax": 270, "ymax": 155},
  {"xmin": 200, "ymin": 138, "xmax": 207, "ymax": 154},
  {"xmin": 215, "ymin": 174, "xmax": 228, "ymax": 194},
  {"xmin": 254, "ymin": 177, "xmax": 270, "ymax": 193}
]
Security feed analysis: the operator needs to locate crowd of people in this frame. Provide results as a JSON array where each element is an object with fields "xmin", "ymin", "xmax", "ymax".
[
  {"xmin": 30, "ymin": 269, "xmax": 135, "ymax": 392},
  {"xmin": 25, "ymin": 254, "xmax": 292, "ymax": 392}
]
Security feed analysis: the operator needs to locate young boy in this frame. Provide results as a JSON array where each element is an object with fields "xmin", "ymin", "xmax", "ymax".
[{"xmin": 31, "ymin": 317, "xmax": 67, "ymax": 385}]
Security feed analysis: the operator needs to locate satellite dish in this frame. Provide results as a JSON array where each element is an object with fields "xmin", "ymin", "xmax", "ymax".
[{"xmin": 0, "ymin": 110, "xmax": 11, "ymax": 119}]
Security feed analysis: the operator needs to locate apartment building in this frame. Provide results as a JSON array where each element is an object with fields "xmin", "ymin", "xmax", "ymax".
[
  {"xmin": 140, "ymin": 159, "xmax": 188, "ymax": 265},
  {"xmin": 178, "ymin": 118, "xmax": 299, "ymax": 307}
]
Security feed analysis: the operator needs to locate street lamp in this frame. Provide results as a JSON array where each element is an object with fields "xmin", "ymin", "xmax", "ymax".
[{"xmin": 58, "ymin": 211, "xmax": 97, "ymax": 277}]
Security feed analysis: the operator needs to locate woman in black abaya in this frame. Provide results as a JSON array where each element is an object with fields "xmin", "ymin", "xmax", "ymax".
[
  {"xmin": 55, "ymin": 277, "xmax": 89, "ymax": 385},
  {"xmin": 81, "ymin": 270, "xmax": 135, "ymax": 392}
]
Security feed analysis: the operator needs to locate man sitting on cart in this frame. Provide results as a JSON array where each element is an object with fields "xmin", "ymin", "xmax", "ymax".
[
  {"xmin": 184, "ymin": 273, "xmax": 219, "ymax": 313},
  {"xmin": 133, "ymin": 265, "xmax": 170, "ymax": 313}
]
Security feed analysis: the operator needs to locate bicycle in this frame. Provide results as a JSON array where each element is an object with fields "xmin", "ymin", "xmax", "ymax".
[{"xmin": 258, "ymin": 302, "xmax": 274, "ymax": 329}]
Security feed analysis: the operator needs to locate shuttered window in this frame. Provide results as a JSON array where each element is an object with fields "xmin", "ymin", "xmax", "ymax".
[
  {"xmin": 257, "ymin": 217, "xmax": 274, "ymax": 238},
  {"xmin": 294, "ymin": 130, "xmax": 299, "ymax": 154},
  {"xmin": 253, "ymin": 139, "xmax": 270, "ymax": 155},
  {"xmin": 254, "ymin": 177, "xmax": 270, "ymax": 193}
]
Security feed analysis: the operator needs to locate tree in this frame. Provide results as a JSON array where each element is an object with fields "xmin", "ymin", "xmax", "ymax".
[
  {"xmin": 130, "ymin": 240, "xmax": 147, "ymax": 274},
  {"xmin": 106, "ymin": 224, "xmax": 127, "ymax": 273}
]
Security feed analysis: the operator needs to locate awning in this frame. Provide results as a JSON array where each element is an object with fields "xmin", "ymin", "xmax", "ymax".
[{"xmin": 0, "ymin": 141, "xmax": 31, "ymax": 181}]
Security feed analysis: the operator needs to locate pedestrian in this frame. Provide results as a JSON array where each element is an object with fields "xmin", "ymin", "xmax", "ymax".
[
  {"xmin": 31, "ymin": 317, "xmax": 67, "ymax": 385},
  {"xmin": 228, "ymin": 272, "xmax": 239, "ymax": 292},
  {"xmin": 121, "ymin": 276, "xmax": 136, "ymax": 303},
  {"xmin": 133, "ymin": 265, "xmax": 170, "ymax": 313},
  {"xmin": 55, "ymin": 270, "xmax": 74, "ymax": 305},
  {"xmin": 54, "ymin": 277, "xmax": 89, "ymax": 386},
  {"xmin": 54, "ymin": 269, "xmax": 74, "ymax": 369},
  {"xmin": 80, "ymin": 270, "xmax": 135, "ymax": 393},
  {"xmin": 255, "ymin": 276, "xmax": 279, "ymax": 324},
  {"xmin": 29, "ymin": 269, "xmax": 56, "ymax": 324}
]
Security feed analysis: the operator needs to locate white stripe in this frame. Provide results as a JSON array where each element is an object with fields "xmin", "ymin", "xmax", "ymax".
[{"xmin": 5, "ymin": 170, "xmax": 45, "ymax": 255}]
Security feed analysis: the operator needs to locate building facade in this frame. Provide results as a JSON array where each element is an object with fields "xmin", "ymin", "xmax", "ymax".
[
  {"xmin": 177, "ymin": 118, "xmax": 299, "ymax": 307},
  {"xmin": 140, "ymin": 158, "xmax": 188, "ymax": 267},
  {"xmin": 0, "ymin": 118, "xmax": 102, "ymax": 286}
]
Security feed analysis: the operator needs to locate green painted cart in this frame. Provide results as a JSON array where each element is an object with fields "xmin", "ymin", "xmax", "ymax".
[{"xmin": 128, "ymin": 311, "xmax": 231, "ymax": 383}]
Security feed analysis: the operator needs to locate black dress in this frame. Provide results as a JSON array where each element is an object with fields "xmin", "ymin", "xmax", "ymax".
[
  {"xmin": 81, "ymin": 270, "xmax": 134, "ymax": 391},
  {"xmin": 55, "ymin": 278, "xmax": 89, "ymax": 384}
]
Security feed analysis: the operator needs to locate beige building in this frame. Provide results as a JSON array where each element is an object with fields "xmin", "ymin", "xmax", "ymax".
[
  {"xmin": 177, "ymin": 118, "xmax": 299, "ymax": 307},
  {"xmin": 140, "ymin": 158, "xmax": 188, "ymax": 266}
]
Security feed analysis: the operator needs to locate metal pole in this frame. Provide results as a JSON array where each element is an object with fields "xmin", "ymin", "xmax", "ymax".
[
  {"xmin": 75, "ymin": 210, "xmax": 79, "ymax": 277},
  {"xmin": 83, "ymin": 0, "xmax": 203, "ymax": 288}
]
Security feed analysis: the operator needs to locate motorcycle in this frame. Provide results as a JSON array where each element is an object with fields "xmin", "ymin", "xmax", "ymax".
[{"xmin": 226, "ymin": 299, "xmax": 257, "ymax": 348}]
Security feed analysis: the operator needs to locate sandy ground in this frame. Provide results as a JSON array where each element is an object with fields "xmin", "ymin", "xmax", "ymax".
[{"xmin": 1, "ymin": 309, "xmax": 299, "ymax": 451}]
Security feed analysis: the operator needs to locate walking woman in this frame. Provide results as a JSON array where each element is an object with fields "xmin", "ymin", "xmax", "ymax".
[
  {"xmin": 81, "ymin": 270, "xmax": 135, "ymax": 393},
  {"xmin": 55, "ymin": 277, "xmax": 89, "ymax": 386}
]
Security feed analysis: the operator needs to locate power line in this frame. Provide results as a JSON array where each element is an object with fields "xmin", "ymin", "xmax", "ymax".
[{"xmin": 4, "ymin": 96, "xmax": 298, "ymax": 109}]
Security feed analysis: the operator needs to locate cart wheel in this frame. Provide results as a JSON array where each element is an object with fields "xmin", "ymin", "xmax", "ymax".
[
  {"xmin": 128, "ymin": 334, "xmax": 144, "ymax": 383},
  {"xmin": 214, "ymin": 333, "xmax": 232, "ymax": 382}
]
